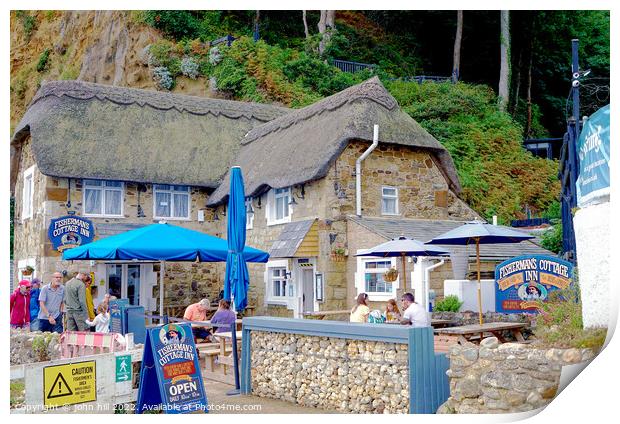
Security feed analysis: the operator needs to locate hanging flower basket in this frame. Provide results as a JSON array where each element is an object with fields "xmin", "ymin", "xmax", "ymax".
[
  {"xmin": 330, "ymin": 252, "xmax": 346, "ymax": 262},
  {"xmin": 383, "ymin": 267, "xmax": 399, "ymax": 282},
  {"xmin": 22, "ymin": 266, "xmax": 34, "ymax": 276}
]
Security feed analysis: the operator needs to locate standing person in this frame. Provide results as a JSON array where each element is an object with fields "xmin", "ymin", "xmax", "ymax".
[
  {"xmin": 350, "ymin": 293, "xmax": 370, "ymax": 323},
  {"xmin": 65, "ymin": 273, "xmax": 90, "ymax": 331},
  {"xmin": 183, "ymin": 298, "xmax": 212, "ymax": 342},
  {"xmin": 39, "ymin": 272, "xmax": 65, "ymax": 333},
  {"xmin": 383, "ymin": 298, "xmax": 401, "ymax": 323},
  {"xmin": 85, "ymin": 277, "xmax": 96, "ymax": 322},
  {"xmin": 400, "ymin": 292, "xmax": 430, "ymax": 327},
  {"xmin": 10, "ymin": 280, "xmax": 31, "ymax": 329},
  {"xmin": 29, "ymin": 279, "xmax": 42, "ymax": 331},
  {"xmin": 210, "ymin": 299, "xmax": 237, "ymax": 334},
  {"xmin": 86, "ymin": 303, "xmax": 110, "ymax": 333}
]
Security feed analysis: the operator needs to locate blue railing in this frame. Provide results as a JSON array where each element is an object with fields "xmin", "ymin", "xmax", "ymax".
[
  {"xmin": 511, "ymin": 218, "xmax": 551, "ymax": 228},
  {"xmin": 332, "ymin": 59, "xmax": 377, "ymax": 73},
  {"xmin": 400, "ymin": 75, "xmax": 452, "ymax": 83},
  {"xmin": 211, "ymin": 34, "xmax": 235, "ymax": 47}
]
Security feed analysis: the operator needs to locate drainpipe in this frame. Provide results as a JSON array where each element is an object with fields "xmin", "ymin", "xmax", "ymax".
[
  {"xmin": 424, "ymin": 259, "xmax": 445, "ymax": 312},
  {"xmin": 356, "ymin": 124, "xmax": 379, "ymax": 216}
]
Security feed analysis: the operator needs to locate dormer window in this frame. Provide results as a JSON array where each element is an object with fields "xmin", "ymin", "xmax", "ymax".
[{"xmin": 267, "ymin": 187, "xmax": 292, "ymax": 226}]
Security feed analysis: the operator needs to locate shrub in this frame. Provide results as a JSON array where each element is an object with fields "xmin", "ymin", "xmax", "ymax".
[
  {"xmin": 534, "ymin": 283, "xmax": 607, "ymax": 350},
  {"xmin": 540, "ymin": 219, "xmax": 563, "ymax": 254},
  {"xmin": 144, "ymin": 11, "xmax": 201, "ymax": 40},
  {"xmin": 152, "ymin": 66, "xmax": 174, "ymax": 90},
  {"xmin": 434, "ymin": 295, "xmax": 463, "ymax": 312},
  {"xmin": 16, "ymin": 11, "xmax": 37, "ymax": 40},
  {"xmin": 181, "ymin": 56, "xmax": 200, "ymax": 79},
  {"xmin": 36, "ymin": 48, "xmax": 51, "ymax": 73}
]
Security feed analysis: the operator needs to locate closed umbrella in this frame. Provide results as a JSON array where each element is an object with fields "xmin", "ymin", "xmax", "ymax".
[
  {"xmin": 356, "ymin": 236, "xmax": 450, "ymax": 293},
  {"xmin": 224, "ymin": 167, "xmax": 252, "ymax": 311},
  {"xmin": 426, "ymin": 220, "xmax": 534, "ymax": 324}
]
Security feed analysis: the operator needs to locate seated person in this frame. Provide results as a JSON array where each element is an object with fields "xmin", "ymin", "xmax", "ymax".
[
  {"xmin": 400, "ymin": 292, "xmax": 430, "ymax": 327},
  {"xmin": 350, "ymin": 293, "xmax": 370, "ymax": 323},
  {"xmin": 383, "ymin": 298, "xmax": 401, "ymax": 323},
  {"xmin": 210, "ymin": 299, "xmax": 237, "ymax": 334},
  {"xmin": 183, "ymin": 298, "xmax": 212, "ymax": 342}
]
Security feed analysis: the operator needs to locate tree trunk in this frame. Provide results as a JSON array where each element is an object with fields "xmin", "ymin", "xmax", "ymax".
[
  {"xmin": 498, "ymin": 10, "xmax": 511, "ymax": 112},
  {"xmin": 254, "ymin": 10, "xmax": 260, "ymax": 41},
  {"xmin": 318, "ymin": 10, "xmax": 335, "ymax": 56},
  {"xmin": 452, "ymin": 10, "xmax": 463, "ymax": 83},
  {"xmin": 512, "ymin": 48, "xmax": 522, "ymax": 115},
  {"xmin": 302, "ymin": 10, "xmax": 309, "ymax": 39},
  {"xmin": 526, "ymin": 45, "xmax": 533, "ymax": 137}
]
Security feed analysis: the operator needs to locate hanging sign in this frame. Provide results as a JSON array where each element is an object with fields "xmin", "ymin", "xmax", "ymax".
[
  {"xmin": 576, "ymin": 104, "xmax": 610, "ymax": 207},
  {"xmin": 48, "ymin": 215, "xmax": 95, "ymax": 252},
  {"xmin": 43, "ymin": 360, "xmax": 97, "ymax": 407},
  {"xmin": 495, "ymin": 255, "xmax": 574, "ymax": 313},
  {"xmin": 136, "ymin": 323, "xmax": 208, "ymax": 414}
]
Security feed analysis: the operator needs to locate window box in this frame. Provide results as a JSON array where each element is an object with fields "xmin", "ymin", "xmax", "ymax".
[{"xmin": 83, "ymin": 179, "xmax": 124, "ymax": 217}]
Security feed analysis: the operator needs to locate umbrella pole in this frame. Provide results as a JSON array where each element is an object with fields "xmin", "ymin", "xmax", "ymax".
[
  {"xmin": 160, "ymin": 260, "xmax": 165, "ymax": 324},
  {"xmin": 401, "ymin": 254, "xmax": 407, "ymax": 291},
  {"xmin": 476, "ymin": 239, "xmax": 483, "ymax": 325}
]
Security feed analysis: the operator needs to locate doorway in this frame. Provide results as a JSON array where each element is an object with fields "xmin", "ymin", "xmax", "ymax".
[
  {"xmin": 302, "ymin": 268, "xmax": 314, "ymax": 313},
  {"xmin": 105, "ymin": 263, "xmax": 157, "ymax": 311}
]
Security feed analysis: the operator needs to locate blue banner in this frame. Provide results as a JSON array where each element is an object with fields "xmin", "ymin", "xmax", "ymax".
[
  {"xmin": 48, "ymin": 215, "xmax": 95, "ymax": 252},
  {"xmin": 136, "ymin": 323, "xmax": 208, "ymax": 414},
  {"xmin": 576, "ymin": 104, "xmax": 610, "ymax": 207},
  {"xmin": 495, "ymin": 255, "xmax": 574, "ymax": 313}
]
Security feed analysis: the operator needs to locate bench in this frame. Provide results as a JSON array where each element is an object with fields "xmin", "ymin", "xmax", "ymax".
[{"xmin": 198, "ymin": 345, "xmax": 222, "ymax": 373}]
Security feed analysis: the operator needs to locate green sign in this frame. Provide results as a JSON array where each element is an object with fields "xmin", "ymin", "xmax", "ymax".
[{"xmin": 116, "ymin": 354, "xmax": 132, "ymax": 383}]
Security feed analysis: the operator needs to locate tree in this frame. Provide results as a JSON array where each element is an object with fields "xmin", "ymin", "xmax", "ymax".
[
  {"xmin": 318, "ymin": 10, "xmax": 335, "ymax": 56},
  {"xmin": 302, "ymin": 10, "xmax": 310, "ymax": 39},
  {"xmin": 452, "ymin": 10, "xmax": 463, "ymax": 83},
  {"xmin": 498, "ymin": 10, "xmax": 511, "ymax": 112}
]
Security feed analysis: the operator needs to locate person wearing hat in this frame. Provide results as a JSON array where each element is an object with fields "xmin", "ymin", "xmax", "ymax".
[
  {"xmin": 165, "ymin": 324, "xmax": 182, "ymax": 344},
  {"xmin": 29, "ymin": 278, "xmax": 42, "ymax": 331},
  {"xmin": 10, "ymin": 280, "xmax": 31, "ymax": 329},
  {"xmin": 183, "ymin": 298, "xmax": 212, "ymax": 342}
]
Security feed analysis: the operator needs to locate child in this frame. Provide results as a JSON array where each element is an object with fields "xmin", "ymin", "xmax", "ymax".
[
  {"xmin": 384, "ymin": 299, "xmax": 401, "ymax": 323},
  {"xmin": 86, "ymin": 303, "xmax": 110, "ymax": 333}
]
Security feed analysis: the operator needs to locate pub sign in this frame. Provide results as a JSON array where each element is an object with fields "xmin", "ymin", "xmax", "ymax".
[
  {"xmin": 48, "ymin": 215, "xmax": 94, "ymax": 252},
  {"xmin": 495, "ymin": 255, "xmax": 574, "ymax": 313},
  {"xmin": 576, "ymin": 104, "xmax": 610, "ymax": 208}
]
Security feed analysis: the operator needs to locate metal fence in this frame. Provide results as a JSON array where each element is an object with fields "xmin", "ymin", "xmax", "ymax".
[{"xmin": 332, "ymin": 59, "xmax": 376, "ymax": 73}]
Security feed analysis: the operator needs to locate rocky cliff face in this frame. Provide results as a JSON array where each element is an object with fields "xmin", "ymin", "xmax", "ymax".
[{"xmin": 10, "ymin": 11, "xmax": 210, "ymax": 131}]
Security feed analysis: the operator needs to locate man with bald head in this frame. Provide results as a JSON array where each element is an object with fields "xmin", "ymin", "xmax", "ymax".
[{"xmin": 39, "ymin": 272, "xmax": 66, "ymax": 333}]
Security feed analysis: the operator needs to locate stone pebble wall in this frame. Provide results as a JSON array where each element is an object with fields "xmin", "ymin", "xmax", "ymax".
[
  {"xmin": 10, "ymin": 328, "xmax": 62, "ymax": 365},
  {"xmin": 438, "ymin": 337, "xmax": 597, "ymax": 414},
  {"xmin": 251, "ymin": 331, "xmax": 410, "ymax": 413}
]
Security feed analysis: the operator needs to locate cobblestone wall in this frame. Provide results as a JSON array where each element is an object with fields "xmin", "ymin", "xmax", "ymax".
[
  {"xmin": 250, "ymin": 331, "xmax": 409, "ymax": 413},
  {"xmin": 438, "ymin": 337, "xmax": 597, "ymax": 414}
]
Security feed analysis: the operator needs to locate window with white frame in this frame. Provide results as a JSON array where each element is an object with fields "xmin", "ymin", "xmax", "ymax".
[
  {"xmin": 153, "ymin": 185, "xmax": 190, "ymax": 219},
  {"xmin": 83, "ymin": 179, "xmax": 124, "ymax": 217},
  {"xmin": 22, "ymin": 166, "xmax": 35, "ymax": 221},
  {"xmin": 270, "ymin": 267, "xmax": 288, "ymax": 298},
  {"xmin": 245, "ymin": 198, "xmax": 254, "ymax": 229},
  {"xmin": 265, "ymin": 260, "xmax": 293, "ymax": 303},
  {"xmin": 381, "ymin": 186, "xmax": 399, "ymax": 215},
  {"xmin": 355, "ymin": 254, "xmax": 399, "ymax": 300},
  {"xmin": 267, "ymin": 187, "xmax": 291, "ymax": 225}
]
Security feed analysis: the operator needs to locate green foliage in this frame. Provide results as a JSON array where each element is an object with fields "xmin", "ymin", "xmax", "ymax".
[
  {"xmin": 36, "ymin": 48, "xmax": 50, "ymax": 73},
  {"xmin": 434, "ymin": 295, "xmax": 463, "ymax": 312},
  {"xmin": 10, "ymin": 380, "xmax": 25, "ymax": 407},
  {"xmin": 534, "ymin": 284, "xmax": 606, "ymax": 350},
  {"xmin": 540, "ymin": 220, "xmax": 563, "ymax": 254},
  {"xmin": 144, "ymin": 11, "xmax": 202, "ymax": 40},
  {"xmin": 385, "ymin": 79, "xmax": 560, "ymax": 222},
  {"xmin": 15, "ymin": 11, "xmax": 37, "ymax": 40}
]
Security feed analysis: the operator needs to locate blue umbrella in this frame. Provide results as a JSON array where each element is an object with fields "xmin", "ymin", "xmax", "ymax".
[
  {"xmin": 427, "ymin": 220, "xmax": 534, "ymax": 324},
  {"xmin": 63, "ymin": 222, "xmax": 269, "ymax": 315},
  {"xmin": 224, "ymin": 167, "xmax": 254, "ymax": 311}
]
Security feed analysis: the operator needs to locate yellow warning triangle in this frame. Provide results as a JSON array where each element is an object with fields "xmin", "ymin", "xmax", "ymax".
[{"xmin": 47, "ymin": 373, "xmax": 73, "ymax": 399}]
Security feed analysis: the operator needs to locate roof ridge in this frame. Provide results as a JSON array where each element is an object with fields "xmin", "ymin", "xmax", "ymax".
[
  {"xmin": 31, "ymin": 80, "xmax": 288, "ymax": 122},
  {"xmin": 242, "ymin": 77, "xmax": 398, "ymax": 144}
]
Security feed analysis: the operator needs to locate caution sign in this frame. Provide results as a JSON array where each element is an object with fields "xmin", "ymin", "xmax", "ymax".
[{"xmin": 44, "ymin": 360, "xmax": 97, "ymax": 407}]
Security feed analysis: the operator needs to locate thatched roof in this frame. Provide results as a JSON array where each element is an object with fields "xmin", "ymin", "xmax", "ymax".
[
  {"xmin": 11, "ymin": 80, "xmax": 288, "ymax": 189},
  {"xmin": 208, "ymin": 77, "xmax": 461, "ymax": 205}
]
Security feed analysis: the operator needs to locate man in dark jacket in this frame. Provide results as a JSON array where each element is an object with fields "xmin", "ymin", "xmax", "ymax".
[
  {"xmin": 65, "ymin": 273, "xmax": 90, "ymax": 331},
  {"xmin": 29, "ymin": 278, "xmax": 41, "ymax": 331}
]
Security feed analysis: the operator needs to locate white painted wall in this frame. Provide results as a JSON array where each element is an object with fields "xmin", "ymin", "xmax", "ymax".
[
  {"xmin": 574, "ymin": 202, "xmax": 610, "ymax": 328},
  {"xmin": 444, "ymin": 279, "xmax": 496, "ymax": 313}
]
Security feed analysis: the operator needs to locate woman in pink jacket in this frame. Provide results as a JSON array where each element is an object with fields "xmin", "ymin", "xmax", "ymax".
[{"xmin": 10, "ymin": 280, "xmax": 31, "ymax": 329}]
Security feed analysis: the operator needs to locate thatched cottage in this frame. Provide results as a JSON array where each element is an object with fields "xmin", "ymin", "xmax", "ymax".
[{"xmin": 11, "ymin": 77, "xmax": 549, "ymax": 317}]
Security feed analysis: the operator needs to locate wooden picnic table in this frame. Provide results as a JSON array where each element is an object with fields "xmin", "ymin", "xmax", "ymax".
[
  {"xmin": 434, "ymin": 322, "xmax": 527, "ymax": 344},
  {"xmin": 214, "ymin": 331, "xmax": 243, "ymax": 374},
  {"xmin": 431, "ymin": 318, "xmax": 457, "ymax": 328}
]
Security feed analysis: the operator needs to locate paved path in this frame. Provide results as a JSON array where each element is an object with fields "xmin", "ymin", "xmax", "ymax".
[{"xmin": 204, "ymin": 379, "xmax": 335, "ymax": 414}]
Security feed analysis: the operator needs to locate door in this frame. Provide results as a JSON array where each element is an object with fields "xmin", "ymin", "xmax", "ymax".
[
  {"xmin": 127, "ymin": 264, "xmax": 141, "ymax": 306},
  {"xmin": 106, "ymin": 264, "xmax": 155, "ymax": 310},
  {"xmin": 302, "ymin": 269, "xmax": 314, "ymax": 313}
]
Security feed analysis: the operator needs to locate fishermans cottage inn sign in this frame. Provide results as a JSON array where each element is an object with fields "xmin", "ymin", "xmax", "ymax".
[
  {"xmin": 48, "ymin": 216, "xmax": 95, "ymax": 252},
  {"xmin": 495, "ymin": 255, "xmax": 574, "ymax": 313}
]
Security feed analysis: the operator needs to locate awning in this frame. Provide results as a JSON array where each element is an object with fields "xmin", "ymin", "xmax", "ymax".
[{"xmin": 269, "ymin": 219, "xmax": 319, "ymax": 258}]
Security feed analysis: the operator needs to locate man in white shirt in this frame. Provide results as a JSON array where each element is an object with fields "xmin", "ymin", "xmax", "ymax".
[{"xmin": 400, "ymin": 292, "xmax": 431, "ymax": 327}]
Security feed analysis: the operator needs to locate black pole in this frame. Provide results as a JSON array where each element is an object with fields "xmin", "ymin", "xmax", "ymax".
[
  {"xmin": 571, "ymin": 39, "xmax": 581, "ymax": 147},
  {"xmin": 226, "ymin": 322, "xmax": 241, "ymax": 395}
]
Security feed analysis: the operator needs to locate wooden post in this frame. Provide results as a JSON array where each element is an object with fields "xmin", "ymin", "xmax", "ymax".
[
  {"xmin": 476, "ymin": 238, "xmax": 483, "ymax": 325},
  {"xmin": 401, "ymin": 254, "xmax": 407, "ymax": 291}
]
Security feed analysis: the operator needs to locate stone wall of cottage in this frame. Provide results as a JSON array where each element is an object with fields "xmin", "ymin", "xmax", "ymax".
[
  {"xmin": 250, "ymin": 331, "xmax": 410, "ymax": 413},
  {"xmin": 437, "ymin": 337, "xmax": 597, "ymax": 414}
]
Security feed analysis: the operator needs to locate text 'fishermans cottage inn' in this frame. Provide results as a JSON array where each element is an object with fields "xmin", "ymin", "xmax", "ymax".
[{"xmin": 10, "ymin": 77, "xmax": 550, "ymax": 317}]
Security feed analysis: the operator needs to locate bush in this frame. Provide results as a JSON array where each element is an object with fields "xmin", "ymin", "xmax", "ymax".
[
  {"xmin": 15, "ymin": 11, "xmax": 37, "ymax": 40},
  {"xmin": 181, "ymin": 56, "xmax": 200, "ymax": 79},
  {"xmin": 144, "ymin": 11, "xmax": 201, "ymax": 40},
  {"xmin": 434, "ymin": 295, "xmax": 463, "ymax": 312},
  {"xmin": 36, "ymin": 48, "xmax": 51, "ymax": 73},
  {"xmin": 540, "ymin": 219, "xmax": 563, "ymax": 254},
  {"xmin": 534, "ymin": 283, "xmax": 607, "ymax": 350},
  {"xmin": 152, "ymin": 66, "xmax": 174, "ymax": 90}
]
